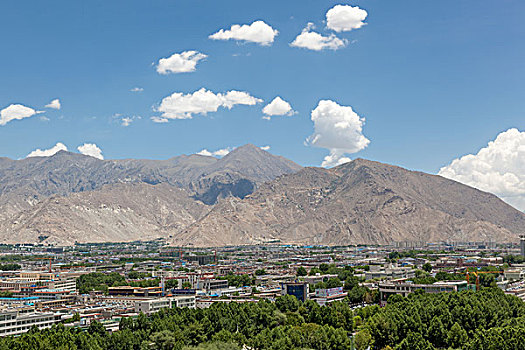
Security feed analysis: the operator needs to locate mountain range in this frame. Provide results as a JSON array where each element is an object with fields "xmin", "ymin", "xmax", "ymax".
[{"xmin": 0, "ymin": 144, "xmax": 523, "ymax": 246}]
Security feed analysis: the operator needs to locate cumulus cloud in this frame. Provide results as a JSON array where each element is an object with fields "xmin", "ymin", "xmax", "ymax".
[
  {"xmin": 130, "ymin": 87, "xmax": 144, "ymax": 92},
  {"xmin": 209, "ymin": 20, "xmax": 278, "ymax": 46},
  {"xmin": 197, "ymin": 147, "xmax": 231, "ymax": 158},
  {"xmin": 77, "ymin": 143, "xmax": 104, "ymax": 160},
  {"xmin": 260, "ymin": 145, "xmax": 271, "ymax": 151},
  {"xmin": 438, "ymin": 128, "xmax": 525, "ymax": 211},
  {"xmin": 120, "ymin": 116, "xmax": 140, "ymax": 127},
  {"xmin": 151, "ymin": 116, "xmax": 169, "ymax": 123},
  {"xmin": 307, "ymin": 100, "xmax": 370, "ymax": 168},
  {"xmin": 156, "ymin": 51, "xmax": 207, "ymax": 75},
  {"xmin": 45, "ymin": 99, "xmax": 61, "ymax": 110},
  {"xmin": 155, "ymin": 88, "xmax": 262, "ymax": 121},
  {"xmin": 262, "ymin": 97, "xmax": 296, "ymax": 119},
  {"xmin": 321, "ymin": 150, "xmax": 351, "ymax": 168},
  {"xmin": 26, "ymin": 142, "xmax": 68, "ymax": 158},
  {"xmin": 0, "ymin": 104, "xmax": 42, "ymax": 126},
  {"xmin": 290, "ymin": 23, "xmax": 347, "ymax": 51},
  {"xmin": 326, "ymin": 5, "xmax": 368, "ymax": 32}
]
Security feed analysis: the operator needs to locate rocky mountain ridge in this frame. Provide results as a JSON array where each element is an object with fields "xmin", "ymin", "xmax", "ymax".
[
  {"xmin": 174, "ymin": 159, "xmax": 525, "ymax": 246},
  {"xmin": 0, "ymin": 148, "xmax": 523, "ymax": 246}
]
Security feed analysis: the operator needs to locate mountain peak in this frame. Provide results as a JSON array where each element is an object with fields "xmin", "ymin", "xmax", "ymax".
[
  {"xmin": 236, "ymin": 143, "xmax": 261, "ymax": 151},
  {"xmin": 223, "ymin": 144, "xmax": 266, "ymax": 158},
  {"xmin": 217, "ymin": 144, "xmax": 302, "ymax": 173}
]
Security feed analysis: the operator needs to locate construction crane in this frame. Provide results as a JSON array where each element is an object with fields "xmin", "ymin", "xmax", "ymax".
[
  {"xmin": 35, "ymin": 257, "xmax": 53, "ymax": 273},
  {"xmin": 466, "ymin": 270, "xmax": 503, "ymax": 290}
]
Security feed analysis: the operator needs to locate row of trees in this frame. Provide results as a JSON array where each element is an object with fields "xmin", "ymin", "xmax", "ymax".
[
  {"xmin": 0, "ymin": 263, "xmax": 21, "ymax": 271},
  {"xmin": 76, "ymin": 272, "xmax": 160, "ymax": 294},
  {"xmin": 0, "ymin": 288, "xmax": 522, "ymax": 349},
  {"xmin": 0, "ymin": 295, "xmax": 377, "ymax": 350},
  {"xmin": 355, "ymin": 288, "xmax": 525, "ymax": 349}
]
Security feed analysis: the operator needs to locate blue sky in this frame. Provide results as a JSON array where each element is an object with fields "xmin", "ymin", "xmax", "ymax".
[{"xmin": 0, "ymin": 0, "xmax": 524, "ymax": 181}]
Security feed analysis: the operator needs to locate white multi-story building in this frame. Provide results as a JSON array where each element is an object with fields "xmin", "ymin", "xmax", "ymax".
[
  {"xmin": 1, "ymin": 272, "xmax": 77, "ymax": 294},
  {"xmin": 313, "ymin": 287, "xmax": 348, "ymax": 306},
  {"xmin": 134, "ymin": 296, "xmax": 196, "ymax": 314},
  {"xmin": 0, "ymin": 309, "xmax": 62, "ymax": 337}
]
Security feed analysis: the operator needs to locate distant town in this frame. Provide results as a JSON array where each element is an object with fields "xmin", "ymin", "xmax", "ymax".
[{"xmin": 1, "ymin": 237, "xmax": 524, "ymax": 342}]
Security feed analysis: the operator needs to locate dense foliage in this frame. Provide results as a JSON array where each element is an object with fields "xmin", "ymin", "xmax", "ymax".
[
  {"xmin": 0, "ymin": 263, "xmax": 21, "ymax": 271},
  {"xmin": 502, "ymin": 255, "xmax": 525, "ymax": 265},
  {"xmin": 411, "ymin": 270, "xmax": 467, "ymax": 285},
  {"xmin": 356, "ymin": 288, "xmax": 525, "ymax": 350},
  {"xmin": 77, "ymin": 272, "xmax": 160, "ymax": 294},
  {"xmin": 308, "ymin": 264, "xmax": 376, "ymax": 304},
  {"xmin": 218, "ymin": 272, "xmax": 254, "ymax": 287},
  {"xmin": 0, "ymin": 289, "xmax": 523, "ymax": 349},
  {"xmin": 0, "ymin": 295, "xmax": 369, "ymax": 350}
]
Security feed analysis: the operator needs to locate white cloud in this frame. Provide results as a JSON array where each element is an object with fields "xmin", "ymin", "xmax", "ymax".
[
  {"xmin": 197, "ymin": 149, "xmax": 213, "ymax": 156},
  {"xmin": 130, "ymin": 87, "xmax": 144, "ymax": 92},
  {"xmin": 155, "ymin": 88, "xmax": 262, "ymax": 121},
  {"xmin": 45, "ymin": 99, "xmax": 61, "ymax": 110},
  {"xmin": 321, "ymin": 150, "xmax": 351, "ymax": 168},
  {"xmin": 151, "ymin": 116, "xmax": 169, "ymax": 123},
  {"xmin": 77, "ymin": 143, "xmax": 104, "ymax": 160},
  {"xmin": 121, "ymin": 117, "xmax": 132, "ymax": 126},
  {"xmin": 209, "ymin": 20, "xmax": 278, "ymax": 46},
  {"xmin": 326, "ymin": 5, "xmax": 368, "ymax": 32},
  {"xmin": 260, "ymin": 145, "xmax": 271, "ymax": 151},
  {"xmin": 120, "ymin": 116, "xmax": 140, "ymax": 127},
  {"xmin": 197, "ymin": 147, "xmax": 231, "ymax": 158},
  {"xmin": 26, "ymin": 142, "xmax": 68, "ymax": 158},
  {"xmin": 439, "ymin": 128, "xmax": 525, "ymax": 211},
  {"xmin": 0, "ymin": 104, "xmax": 42, "ymax": 126},
  {"xmin": 262, "ymin": 97, "xmax": 296, "ymax": 119},
  {"xmin": 307, "ymin": 100, "xmax": 370, "ymax": 168},
  {"xmin": 156, "ymin": 51, "xmax": 207, "ymax": 75},
  {"xmin": 290, "ymin": 23, "xmax": 347, "ymax": 51}
]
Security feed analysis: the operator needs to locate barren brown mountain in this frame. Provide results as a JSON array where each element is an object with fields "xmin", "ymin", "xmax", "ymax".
[
  {"xmin": 174, "ymin": 159, "xmax": 525, "ymax": 246},
  {"xmin": 0, "ymin": 148, "xmax": 523, "ymax": 246},
  {"xmin": 0, "ymin": 145, "xmax": 301, "ymax": 244}
]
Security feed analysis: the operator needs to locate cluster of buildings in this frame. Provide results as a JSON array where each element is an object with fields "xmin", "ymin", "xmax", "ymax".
[{"xmin": 0, "ymin": 237, "xmax": 524, "ymax": 336}]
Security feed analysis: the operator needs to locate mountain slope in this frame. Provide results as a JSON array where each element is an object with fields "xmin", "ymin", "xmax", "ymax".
[
  {"xmin": 1, "ymin": 152, "xmax": 522, "ymax": 246},
  {"xmin": 0, "ymin": 183, "xmax": 210, "ymax": 245},
  {"xmin": 190, "ymin": 144, "xmax": 303, "ymax": 204},
  {"xmin": 173, "ymin": 159, "xmax": 525, "ymax": 246},
  {"xmin": 0, "ymin": 145, "xmax": 302, "ymax": 207},
  {"xmin": 0, "ymin": 145, "xmax": 303, "ymax": 244}
]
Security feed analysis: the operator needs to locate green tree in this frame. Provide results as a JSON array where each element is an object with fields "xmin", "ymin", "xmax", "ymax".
[
  {"xmin": 88, "ymin": 320, "xmax": 107, "ymax": 336},
  {"xmin": 309, "ymin": 267, "xmax": 322, "ymax": 276},
  {"xmin": 72, "ymin": 312, "xmax": 81, "ymax": 323},
  {"xmin": 275, "ymin": 295, "xmax": 300, "ymax": 313},
  {"xmin": 422, "ymin": 262, "xmax": 432, "ymax": 273},
  {"xmin": 326, "ymin": 277, "xmax": 342, "ymax": 289},
  {"xmin": 296, "ymin": 266, "xmax": 307, "ymax": 276},
  {"xmin": 353, "ymin": 315, "xmax": 363, "ymax": 328},
  {"xmin": 397, "ymin": 331, "xmax": 435, "ymax": 350},
  {"xmin": 151, "ymin": 330, "xmax": 179, "ymax": 350},
  {"xmin": 254, "ymin": 269, "xmax": 266, "ymax": 276},
  {"xmin": 447, "ymin": 322, "xmax": 468, "ymax": 348},
  {"xmin": 354, "ymin": 329, "xmax": 372, "ymax": 350},
  {"xmin": 428, "ymin": 316, "xmax": 446, "ymax": 348},
  {"xmin": 343, "ymin": 275, "xmax": 360, "ymax": 291}
]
